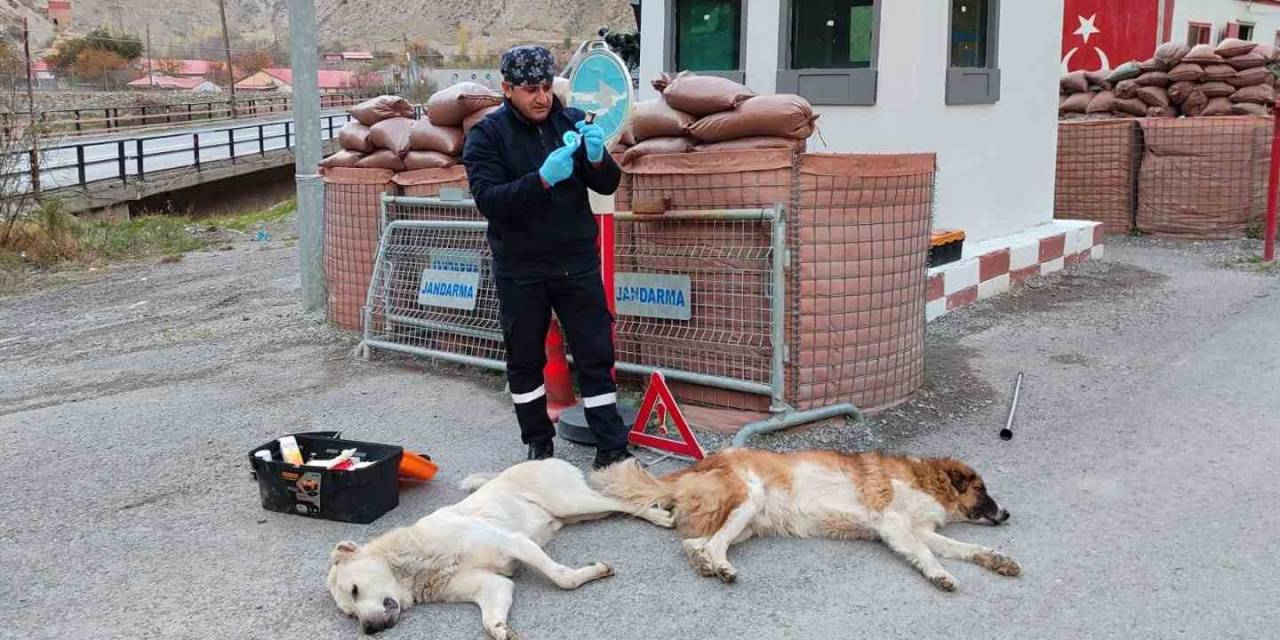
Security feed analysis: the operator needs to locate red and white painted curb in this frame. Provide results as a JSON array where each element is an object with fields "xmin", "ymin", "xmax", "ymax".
[{"xmin": 927, "ymin": 220, "xmax": 1104, "ymax": 321}]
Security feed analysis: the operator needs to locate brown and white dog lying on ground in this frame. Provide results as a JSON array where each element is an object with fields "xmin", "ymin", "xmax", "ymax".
[{"xmin": 590, "ymin": 448, "xmax": 1021, "ymax": 591}]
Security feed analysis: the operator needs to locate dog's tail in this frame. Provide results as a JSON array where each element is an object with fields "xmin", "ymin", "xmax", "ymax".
[
  {"xmin": 589, "ymin": 459, "xmax": 675, "ymax": 510},
  {"xmin": 458, "ymin": 472, "xmax": 500, "ymax": 492}
]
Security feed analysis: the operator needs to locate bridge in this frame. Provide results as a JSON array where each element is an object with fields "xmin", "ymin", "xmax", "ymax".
[{"xmin": 3, "ymin": 96, "xmax": 370, "ymax": 216}]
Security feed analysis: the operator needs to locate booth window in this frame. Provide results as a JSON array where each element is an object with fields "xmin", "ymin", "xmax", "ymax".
[
  {"xmin": 777, "ymin": 0, "xmax": 879, "ymax": 105},
  {"xmin": 667, "ymin": 0, "xmax": 746, "ymax": 83},
  {"xmin": 1188, "ymin": 22, "xmax": 1212, "ymax": 46},
  {"xmin": 945, "ymin": 0, "xmax": 1001, "ymax": 105}
]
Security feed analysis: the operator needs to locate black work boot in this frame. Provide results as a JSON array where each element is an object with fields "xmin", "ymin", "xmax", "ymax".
[
  {"xmin": 593, "ymin": 448, "xmax": 634, "ymax": 470},
  {"xmin": 527, "ymin": 439, "xmax": 554, "ymax": 461}
]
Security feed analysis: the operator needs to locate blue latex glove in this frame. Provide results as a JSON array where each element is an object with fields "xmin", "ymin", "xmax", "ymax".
[
  {"xmin": 576, "ymin": 119, "xmax": 605, "ymax": 163},
  {"xmin": 538, "ymin": 144, "xmax": 576, "ymax": 187}
]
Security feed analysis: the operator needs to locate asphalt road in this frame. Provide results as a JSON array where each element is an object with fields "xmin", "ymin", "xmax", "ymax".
[{"xmin": 0, "ymin": 234, "xmax": 1276, "ymax": 640}]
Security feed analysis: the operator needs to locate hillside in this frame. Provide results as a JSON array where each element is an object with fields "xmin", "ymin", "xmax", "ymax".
[{"xmin": 3, "ymin": 0, "xmax": 636, "ymax": 59}]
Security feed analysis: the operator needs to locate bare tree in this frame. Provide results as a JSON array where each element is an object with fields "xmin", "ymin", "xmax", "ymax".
[{"xmin": 1, "ymin": 119, "xmax": 43, "ymax": 246}]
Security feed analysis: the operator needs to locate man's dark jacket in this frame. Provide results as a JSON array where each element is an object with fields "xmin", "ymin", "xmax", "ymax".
[{"xmin": 462, "ymin": 97, "xmax": 621, "ymax": 278}]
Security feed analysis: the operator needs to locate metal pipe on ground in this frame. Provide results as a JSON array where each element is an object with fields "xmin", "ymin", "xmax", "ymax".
[{"xmin": 730, "ymin": 403, "xmax": 864, "ymax": 448}]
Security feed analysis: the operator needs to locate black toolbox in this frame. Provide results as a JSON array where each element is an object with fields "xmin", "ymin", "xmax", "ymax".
[{"xmin": 248, "ymin": 431, "xmax": 403, "ymax": 524}]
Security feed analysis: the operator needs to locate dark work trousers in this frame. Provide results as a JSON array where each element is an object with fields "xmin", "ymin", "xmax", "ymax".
[{"xmin": 495, "ymin": 269, "xmax": 629, "ymax": 452}]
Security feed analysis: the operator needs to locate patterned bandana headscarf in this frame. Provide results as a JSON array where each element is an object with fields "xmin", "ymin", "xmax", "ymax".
[{"xmin": 500, "ymin": 45, "xmax": 557, "ymax": 87}]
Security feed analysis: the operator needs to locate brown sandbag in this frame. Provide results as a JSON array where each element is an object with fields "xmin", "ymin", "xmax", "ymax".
[
  {"xmin": 1060, "ymin": 92, "xmax": 1094, "ymax": 114},
  {"xmin": 1202, "ymin": 97, "xmax": 1234, "ymax": 116},
  {"xmin": 1136, "ymin": 86, "xmax": 1170, "ymax": 109},
  {"xmin": 1183, "ymin": 44, "xmax": 1224, "ymax": 64},
  {"xmin": 1181, "ymin": 89, "xmax": 1209, "ymax": 117},
  {"xmin": 687, "ymin": 94, "xmax": 818, "ymax": 143},
  {"xmin": 1201, "ymin": 82, "xmax": 1237, "ymax": 98},
  {"xmin": 1138, "ymin": 58, "xmax": 1168, "ymax": 73},
  {"xmin": 693, "ymin": 136, "xmax": 807, "ymax": 153},
  {"xmin": 462, "ymin": 105, "xmax": 501, "ymax": 136},
  {"xmin": 1228, "ymin": 66, "xmax": 1272, "ymax": 88},
  {"xmin": 1230, "ymin": 83, "xmax": 1276, "ymax": 105},
  {"xmin": 404, "ymin": 150, "xmax": 458, "ymax": 170},
  {"xmin": 1155, "ymin": 42, "xmax": 1191, "ymax": 67},
  {"xmin": 319, "ymin": 149, "xmax": 367, "ymax": 169},
  {"xmin": 1216, "ymin": 38, "xmax": 1257, "ymax": 58},
  {"xmin": 338, "ymin": 121, "xmax": 375, "ymax": 153},
  {"xmin": 408, "ymin": 119, "xmax": 464, "ymax": 155},
  {"xmin": 1168, "ymin": 63, "xmax": 1205, "ymax": 83},
  {"xmin": 621, "ymin": 136, "xmax": 697, "ymax": 165},
  {"xmin": 349, "ymin": 95, "xmax": 414, "ymax": 126},
  {"xmin": 1113, "ymin": 97, "xmax": 1149, "ymax": 117},
  {"xmin": 1255, "ymin": 43, "xmax": 1279, "ymax": 62},
  {"xmin": 354, "ymin": 149, "xmax": 405, "ymax": 171},
  {"xmin": 1204, "ymin": 64, "xmax": 1236, "ymax": 82},
  {"xmin": 619, "ymin": 125, "xmax": 636, "ymax": 147},
  {"xmin": 1135, "ymin": 71, "xmax": 1170, "ymax": 87},
  {"xmin": 1114, "ymin": 80, "xmax": 1139, "ymax": 100},
  {"xmin": 1167, "ymin": 81, "xmax": 1197, "ymax": 105},
  {"xmin": 1146, "ymin": 106, "xmax": 1177, "ymax": 118},
  {"xmin": 1086, "ymin": 90, "xmax": 1118, "ymax": 114},
  {"xmin": 1061, "ymin": 71, "xmax": 1089, "ymax": 94},
  {"xmin": 630, "ymin": 98, "xmax": 696, "ymax": 141},
  {"xmin": 660, "ymin": 72, "xmax": 755, "ymax": 117},
  {"xmin": 1085, "ymin": 70, "xmax": 1112, "ymax": 90},
  {"xmin": 368, "ymin": 117, "xmax": 414, "ymax": 157},
  {"xmin": 1231, "ymin": 102, "xmax": 1270, "ymax": 116},
  {"xmin": 1227, "ymin": 49, "xmax": 1269, "ymax": 70},
  {"xmin": 427, "ymin": 82, "xmax": 502, "ymax": 127}
]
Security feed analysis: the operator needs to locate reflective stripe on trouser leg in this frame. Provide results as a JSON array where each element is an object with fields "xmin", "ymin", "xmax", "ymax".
[
  {"xmin": 550, "ymin": 270, "xmax": 629, "ymax": 451},
  {"xmin": 496, "ymin": 276, "xmax": 556, "ymax": 445}
]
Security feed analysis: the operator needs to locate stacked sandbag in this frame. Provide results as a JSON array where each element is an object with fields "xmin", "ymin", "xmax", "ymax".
[
  {"xmin": 621, "ymin": 72, "xmax": 816, "ymax": 165},
  {"xmin": 1156, "ymin": 40, "xmax": 1278, "ymax": 117},
  {"xmin": 320, "ymin": 84, "xmax": 501, "ymax": 171},
  {"xmin": 1060, "ymin": 40, "xmax": 1280, "ymax": 120}
]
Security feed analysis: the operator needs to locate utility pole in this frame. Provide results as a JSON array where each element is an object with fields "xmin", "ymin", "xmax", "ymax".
[
  {"xmin": 145, "ymin": 22, "xmax": 154, "ymax": 87},
  {"xmin": 288, "ymin": 0, "xmax": 326, "ymax": 312},
  {"xmin": 217, "ymin": 0, "xmax": 237, "ymax": 117},
  {"xmin": 22, "ymin": 17, "xmax": 40, "ymax": 193}
]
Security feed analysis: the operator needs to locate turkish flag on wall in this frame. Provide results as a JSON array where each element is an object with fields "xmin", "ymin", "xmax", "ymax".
[{"xmin": 1062, "ymin": 0, "xmax": 1160, "ymax": 73}]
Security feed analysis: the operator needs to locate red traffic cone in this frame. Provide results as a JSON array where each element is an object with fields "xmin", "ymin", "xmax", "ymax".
[{"xmin": 543, "ymin": 316, "xmax": 577, "ymax": 421}]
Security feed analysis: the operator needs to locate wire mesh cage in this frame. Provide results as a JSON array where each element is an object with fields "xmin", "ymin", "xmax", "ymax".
[
  {"xmin": 1136, "ymin": 116, "xmax": 1271, "ymax": 239},
  {"xmin": 790, "ymin": 154, "xmax": 935, "ymax": 412},
  {"xmin": 323, "ymin": 168, "xmax": 397, "ymax": 330},
  {"xmin": 1055, "ymin": 119, "xmax": 1142, "ymax": 236}
]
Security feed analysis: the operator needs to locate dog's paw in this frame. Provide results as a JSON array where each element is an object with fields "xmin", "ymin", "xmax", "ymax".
[
  {"xmin": 488, "ymin": 622, "xmax": 522, "ymax": 640},
  {"xmin": 682, "ymin": 539, "xmax": 715, "ymax": 577},
  {"xmin": 713, "ymin": 561, "xmax": 737, "ymax": 584},
  {"xmin": 592, "ymin": 562, "xmax": 615, "ymax": 579},
  {"xmin": 976, "ymin": 552, "xmax": 1022, "ymax": 577},
  {"xmin": 928, "ymin": 572, "xmax": 958, "ymax": 592},
  {"xmin": 646, "ymin": 507, "xmax": 676, "ymax": 529}
]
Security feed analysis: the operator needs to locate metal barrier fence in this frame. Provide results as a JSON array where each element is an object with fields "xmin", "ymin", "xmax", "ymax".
[{"xmin": 359, "ymin": 195, "xmax": 790, "ymax": 411}]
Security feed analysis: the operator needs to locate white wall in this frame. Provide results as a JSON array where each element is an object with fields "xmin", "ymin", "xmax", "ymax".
[
  {"xmin": 639, "ymin": 0, "xmax": 1065, "ymax": 243},
  {"xmin": 1171, "ymin": 0, "xmax": 1280, "ymax": 45}
]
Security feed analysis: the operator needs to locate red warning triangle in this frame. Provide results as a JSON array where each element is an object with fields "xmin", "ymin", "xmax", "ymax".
[{"xmin": 628, "ymin": 371, "xmax": 705, "ymax": 460}]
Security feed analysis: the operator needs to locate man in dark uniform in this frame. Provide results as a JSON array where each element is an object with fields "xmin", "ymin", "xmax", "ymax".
[{"xmin": 462, "ymin": 45, "xmax": 633, "ymax": 470}]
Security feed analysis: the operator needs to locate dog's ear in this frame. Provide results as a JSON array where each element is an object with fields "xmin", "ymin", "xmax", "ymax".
[
  {"xmin": 331, "ymin": 541, "xmax": 360, "ymax": 564},
  {"xmin": 946, "ymin": 468, "xmax": 971, "ymax": 494}
]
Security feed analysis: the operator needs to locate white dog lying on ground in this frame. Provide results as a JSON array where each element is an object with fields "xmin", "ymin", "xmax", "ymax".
[{"xmin": 327, "ymin": 458, "xmax": 674, "ymax": 638}]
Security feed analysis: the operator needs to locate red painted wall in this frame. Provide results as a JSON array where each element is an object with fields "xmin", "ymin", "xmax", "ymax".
[{"xmin": 1062, "ymin": 0, "xmax": 1161, "ymax": 72}]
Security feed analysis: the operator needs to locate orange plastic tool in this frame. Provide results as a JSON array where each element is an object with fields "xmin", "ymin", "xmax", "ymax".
[{"xmin": 398, "ymin": 451, "xmax": 438, "ymax": 481}]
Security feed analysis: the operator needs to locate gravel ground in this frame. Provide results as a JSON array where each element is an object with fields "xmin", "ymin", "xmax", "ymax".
[{"xmin": 1, "ymin": 231, "xmax": 1277, "ymax": 640}]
